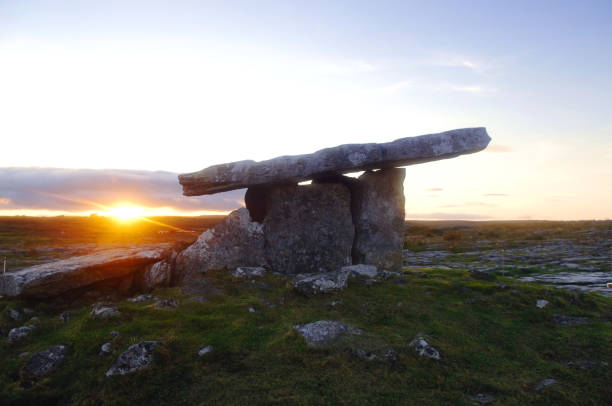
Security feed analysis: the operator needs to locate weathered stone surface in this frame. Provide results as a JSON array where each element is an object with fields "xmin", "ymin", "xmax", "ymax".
[
  {"xmin": 137, "ymin": 259, "xmax": 173, "ymax": 292},
  {"xmin": 409, "ymin": 336, "xmax": 441, "ymax": 359},
  {"xmin": 536, "ymin": 299, "xmax": 549, "ymax": 309},
  {"xmin": 106, "ymin": 341, "xmax": 159, "ymax": 376},
  {"xmin": 553, "ymin": 314, "xmax": 590, "ymax": 326},
  {"xmin": 8, "ymin": 308, "xmax": 21, "ymax": 321},
  {"xmin": 264, "ymin": 183, "xmax": 354, "ymax": 274},
  {"xmin": 293, "ymin": 270, "xmax": 350, "ymax": 296},
  {"xmin": 25, "ymin": 345, "xmax": 68, "ymax": 376},
  {"xmin": 100, "ymin": 342, "xmax": 112, "ymax": 356},
  {"xmin": 294, "ymin": 321, "xmax": 363, "ymax": 347},
  {"xmin": 154, "ymin": 298, "xmax": 179, "ymax": 308},
  {"xmin": 90, "ymin": 304, "xmax": 120, "ymax": 319},
  {"xmin": 232, "ymin": 266, "xmax": 266, "ymax": 278},
  {"xmin": 341, "ymin": 264, "xmax": 378, "ymax": 278},
  {"xmin": 351, "ymin": 168, "xmax": 405, "ymax": 271},
  {"xmin": 198, "ymin": 345, "xmax": 213, "ymax": 356},
  {"xmin": 174, "ymin": 208, "xmax": 266, "ymax": 280},
  {"xmin": 0, "ymin": 245, "xmax": 170, "ymax": 298},
  {"xmin": 535, "ymin": 378, "xmax": 557, "ymax": 392},
  {"xmin": 8, "ymin": 325, "xmax": 35, "ymax": 343},
  {"xmin": 179, "ymin": 127, "xmax": 491, "ymax": 195}
]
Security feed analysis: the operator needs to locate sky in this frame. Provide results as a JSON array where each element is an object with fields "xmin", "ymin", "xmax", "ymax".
[{"xmin": 1, "ymin": 0, "xmax": 611, "ymax": 220}]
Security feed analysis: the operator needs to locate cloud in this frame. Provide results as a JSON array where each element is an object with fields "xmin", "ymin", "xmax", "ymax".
[
  {"xmin": 483, "ymin": 193, "xmax": 509, "ymax": 197},
  {"xmin": 425, "ymin": 188, "xmax": 443, "ymax": 192},
  {"xmin": 486, "ymin": 144, "xmax": 513, "ymax": 153},
  {"xmin": 0, "ymin": 167, "xmax": 244, "ymax": 214},
  {"xmin": 405, "ymin": 212, "xmax": 491, "ymax": 220}
]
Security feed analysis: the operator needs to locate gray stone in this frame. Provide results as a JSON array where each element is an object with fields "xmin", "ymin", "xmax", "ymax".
[
  {"xmin": 128, "ymin": 294, "xmax": 153, "ymax": 303},
  {"xmin": 409, "ymin": 337, "xmax": 441, "ymax": 359},
  {"xmin": 8, "ymin": 325, "xmax": 35, "ymax": 343},
  {"xmin": 138, "ymin": 258, "xmax": 174, "ymax": 291},
  {"xmin": 175, "ymin": 208, "xmax": 266, "ymax": 280},
  {"xmin": 154, "ymin": 298, "xmax": 179, "ymax": 309},
  {"xmin": 342, "ymin": 264, "xmax": 378, "ymax": 278},
  {"xmin": 350, "ymin": 168, "xmax": 406, "ymax": 271},
  {"xmin": 535, "ymin": 378, "xmax": 557, "ymax": 391},
  {"xmin": 90, "ymin": 304, "xmax": 120, "ymax": 319},
  {"xmin": 59, "ymin": 311, "xmax": 71, "ymax": 323},
  {"xmin": 232, "ymin": 266, "xmax": 266, "ymax": 278},
  {"xmin": 468, "ymin": 393, "xmax": 496, "ymax": 404},
  {"xmin": 100, "ymin": 342, "xmax": 112, "ymax": 356},
  {"xmin": 248, "ymin": 306, "xmax": 256, "ymax": 313},
  {"xmin": 8, "ymin": 308, "xmax": 21, "ymax": 321},
  {"xmin": 536, "ymin": 299, "xmax": 549, "ymax": 309},
  {"xmin": 294, "ymin": 321, "xmax": 363, "ymax": 347},
  {"xmin": 198, "ymin": 345, "xmax": 213, "ymax": 356},
  {"xmin": 179, "ymin": 127, "xmax": 491, "ymax": 195},
  {"xmin": 353, "ymin": 345, "xmax": 398, "ymax": 362},
  {"xmin": 0, "ymin": 244, "xmax": 170, "ymax": 298},
  {"xmin": 263, "ymin": 183, "xmax": 354, "ymax": 274},
  {"xmin": 293, "ymin": 270, "xmax": 350, "ymax": 296},
  {"xmin": 553, "ymin": 314, "xmax": 590, "ymax": 326},
  {"xmin": 105, "ymin": 341, "xmax": 159, "ymax": 376},
  {"xmin": 25, "ymin": 345, "xmax": 68, "ymax": 376},
  {"xmin": 110, "ymin": 331, "xmax": 121, "ymax": 339}
]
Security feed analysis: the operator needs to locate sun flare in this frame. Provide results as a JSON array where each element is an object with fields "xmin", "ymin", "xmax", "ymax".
[{"xmin": 106, "ymin": 205, "xmax": 145, "ymax": 221}]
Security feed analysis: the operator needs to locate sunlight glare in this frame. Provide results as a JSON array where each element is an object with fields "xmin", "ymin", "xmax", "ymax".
[{"xmin": 107, "ymin": 205, "xmax": 145, "ymax": 221}]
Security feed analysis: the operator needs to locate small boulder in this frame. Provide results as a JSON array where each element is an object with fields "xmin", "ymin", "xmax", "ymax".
[
  {"xmin": 8, "ymin": 325, "xmax": 35, "ymax": 343},
  {"xmin": 232, "ymin": 267, "xmax": 266, "ymax": 278},
  {"xmin": 293, "ymin": 270, "xmax": 349, "ymax": 296},
  {"xmin": 128, "ymin": 294, "xmax": 153, "ymax": 303},
  {"xmin": 342, "ymin": 264, "xmax": 378, "ymax": 278},
  {"xmin": 99, "ymin": 342, "xmax": 112, "ymax": 356},
  {"xmin": 8, "ymin": 308, "xmax": 21, "ymax": 321},
  {"xmin": 105, "ymin": 341, "xmax": 160, "ymax": 376},
  {"xmin": 198, "ymin": 345, "xmax": 213, "ymax": 356},
  {"xmin": 535, "ymin": 378, "xmax": 557, "ymax": 392},
  {"xmin": 294, "ymin": 321, "xmax": 363, "ymax": 347},
  {"xmin": 409, "ymin": 336, "xmax": 441, "ymax": 360},
  {"xmin": 468, "ymin": 393, "xmax": 496, "ymax": 404},
  {"xmin": 553, "ymin": 314, "xmax": 590, "ymax": 326},
  {"xmin": 154, "ymin": 298, "xmax": 179, "ymax": 309},
  {"xmin": 110, "ymin": 331, "xmax": 121, "ymax": 339},
  {"xmin": 90, "ymin": 304, "xmax": 120, "ymax": 319},
  {"xmin": 25, "ymin": 345, "xmax": 68, "ymax": 376},
  {"xmin": 536, "ymin": 299, "xmax": 549, "ymax": 309}
]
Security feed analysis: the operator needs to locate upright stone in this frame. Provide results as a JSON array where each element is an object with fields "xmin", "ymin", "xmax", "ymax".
[
  {"xmin": 351, "ymin": 168, "xmax": 405, "ymax": 271},
  {"xmin": 263, "ymin": 183, "xmax": 354, "ymax": 274},
  {"xmin": 174, "ymin": 208, "xmax": 266, "ymax": 280}
]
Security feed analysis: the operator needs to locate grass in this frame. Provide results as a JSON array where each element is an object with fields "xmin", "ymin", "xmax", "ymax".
[{"xmin": 1, "ymin": 267, "xmax": 611, "ymax": 405}]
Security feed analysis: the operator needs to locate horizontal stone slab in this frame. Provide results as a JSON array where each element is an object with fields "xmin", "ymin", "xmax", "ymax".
[
  {"xmin": 179, "ymin": 127, "xmax": 490, "ymax": 196},
  {"xmin": 0, "ymin": 244, "xmax": 170, "ymax": 298}
]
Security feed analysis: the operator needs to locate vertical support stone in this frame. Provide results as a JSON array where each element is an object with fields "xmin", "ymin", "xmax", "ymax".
[
  {"xmin": 263, "ymin": 183, "xmax": 354, "ymax": 274},
  {"xmin": 351, "ymin": 168, "xmax": 405, "ymax": 271}
]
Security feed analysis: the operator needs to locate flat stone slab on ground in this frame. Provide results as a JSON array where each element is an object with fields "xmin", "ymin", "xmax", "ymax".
[
  {"xmin": 179, "ymin": 127, "xmax": 490, "ymax": 195},
  {"xmin": 0, "ymin": 244, "xmax": 170, "ymax": 298},
  {"xmin": 25, "ymin": 345, "xmax": 68, "ymax": 376},
  {"xmin": 106, "ymin": 341, "xmax": 159, "ymax": 376}
]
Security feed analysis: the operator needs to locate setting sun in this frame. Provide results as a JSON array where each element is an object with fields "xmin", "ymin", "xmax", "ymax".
[{"xmin": 106, "ymin": 205, "xmax": 145, "ymax": 221}]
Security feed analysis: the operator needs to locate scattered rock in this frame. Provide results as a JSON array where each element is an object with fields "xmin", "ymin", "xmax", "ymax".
[
  {"xmin": 350, "ymin": 168, "xmax": 406, "ymax": 271},
  {"xmin": 25, "ymin": 345, "xmax": 68, "ymax": 376},
  {"xmin": 154, "ymin": 298, "xmax": 179, "ymax": 309},
  {"xmin": 248, "ymin": 306, "xmax": 256, "ymax": 313},
  {"xmin": 535, "ymin": 378, "xmax": 557, "ymax": 392},
  {"xmin": 100, "ymin": 342, "xmax": 112, "ymax": 356},
  {"xmin": 105, "ymin": 341, "xmax": 159, "ymax": 376},
  {"xmin": 566, "ymin": 360, "xmax": 609, "ymax": 369},
  {"xmin": 28, "ymin": 317, "xmax": 40, "ymax": 324},
  {"xmin": 409, "ymin": 336, "xmax": 441, "ymax": 360},
  {"xmin": 294, "ymin": 321, "xmax": 363, "ymax": 347},
  {"xmin": 59, "ymin": 311, "xmax": 71, "ymax": 323},
  {"xmin": 8, "ymin": 325, "xmax": 35, "ymax": 343},
  {"xmin": 553, "ymin": 314, "xmax": 590, "ymax": 327},
  {"xmin": 232, "ymin": 266, "xmax": 266, "ymax": 278},
  {"xmin": 468, "ymin": 393, "xmax": 496, "ymax": 404},
  {"xmin": 8, "ymin": 308, "xmax": 21, "ymax": 321},
  {"xmin": 342, "ymin": 264, "xmax": 378, "ymax": 278},
  {"xmin": 128, "ymin": 294, "xmax": 153, "ymax": 303},
  {"xmin": 353, "ymin": 345, "xmax": 397, "ymax": 362},
  {"xmin": 536, "ymin": 299, "xmax": 549, "ymax": 309},
  {"xmin": 293, "ymin": 270, "xmax": 349, "ymax": 296},
  {"xmin": 263, "ymin": 183, "xmax": 354, "ymax": 274},
  {"xmin": 175, "ymin": 208, "xmax": 267, "ymax": 281},
  {"xmin": 18, "ymin": 352, "xmax": 29, "ymax": 358},
  {"xmin": 330, "ymin": 300, "xmax": 342, "ymax": 307},
  {"xmin": 90, "ymin": 304, "xmax": 120, "ymax": 319},
  {"xmin": 110, "ymin": 331, "xmax": 121, "ymax": 339},
  {"xmin": 198, "ymin": 345, "xmax": 213, "ymax": 356}
]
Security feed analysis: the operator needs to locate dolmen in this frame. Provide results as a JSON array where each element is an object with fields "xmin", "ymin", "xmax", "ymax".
[{"xmin": 175, "ymin": 127, "xmax": 491, "ymax": 280}]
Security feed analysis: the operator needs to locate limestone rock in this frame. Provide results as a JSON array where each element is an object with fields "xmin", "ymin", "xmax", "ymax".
[
  {"xmin": 138, "ymin": 259, "xmax": 173, "ymax": 292},
  {"xmin": 232, "ymin": 266, "xmax": 266, "ymax": 278},
  {"xmin": 105, "ymin": 341, "xmax": 159, "ymax": 376},
  {"xmin": 154, "ymin": 298, "xmax": 179, "ymax": 309},
  {"xmin": 264, "ymin": 183, "xmax": 354, "ymax": 274},
  {"xmin": 351, "ymin": 168, "xmax": 405, "ymax": 271},
  {"xmin": 293, "ymin": 270, "xmax": 350, "ymax": 296},
  {"xmin": 128, "ymin": 294, "xmax": 153, "ymax": 303},
  {"xmin": 342, "ymin": 264, "xmax": 378, "ymax": 278},
  {"xmin": 179, "ymin": 127, "xmax": 491, "ymax": 195},
  {"xmin": 90, "ymin": 304, "xmax": 120, "ymax": 319},
  {"xmin": 294, "ymin": 321, "xmax": 363, "ymax": 347},
  {"xmin": 100, "ymin": 342, "xmax": 112, "ymax": 356},
  {"xmin": 8, "ymin": 308, "xmax": 21, "ymax": 321},
  {"xmin": 174, "ymin": 208, "xmax": 266, "ymax": 280},
  {"xmin": 8, "ymin": 325, "xmax": 35, "ymax": 343},
  {"xmin": 198, "ymin": 345, "xmax": 213, "ymax": 356},
  {"xmin": 25, "ymin": 345, "xmax": 68, "ymax": 376},
  {"xmin": 59, "ymin": 311, "xmax": 71, "ymax": 323},
  {"xmin": 409, "ymin": 336, "xmax": 441, "ymax": 359},
  {"xmin": 535, "ymin": 378, "xmax": 557, "ymax": 392},
  {"xmin": 0, "ymin": 244, "xmax": 170, "ymax": 298},
  {"xmin": 536, "ymin": 299, "xmax": 549, "ymax": 309}
]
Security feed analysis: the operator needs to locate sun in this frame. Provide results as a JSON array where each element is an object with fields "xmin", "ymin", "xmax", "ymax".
[{"xmin": 106, "ymin": 205, "xmax": 145, "ymax": 221}]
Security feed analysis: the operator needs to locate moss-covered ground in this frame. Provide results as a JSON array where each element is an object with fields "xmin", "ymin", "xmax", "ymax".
[{"xmin": 1, "ymin": 266, "xmax": 611, "ymax": 405}]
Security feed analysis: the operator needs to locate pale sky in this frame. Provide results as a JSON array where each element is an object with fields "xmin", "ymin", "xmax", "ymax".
[{"xmin": 1, "ymin": 1, "xmax": 611, "ymax": 220}]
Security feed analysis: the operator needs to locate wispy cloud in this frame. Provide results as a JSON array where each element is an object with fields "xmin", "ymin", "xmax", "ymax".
[{"xmin": 0, "ymin": 167, "xmax": 244, "ymax": 214}]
